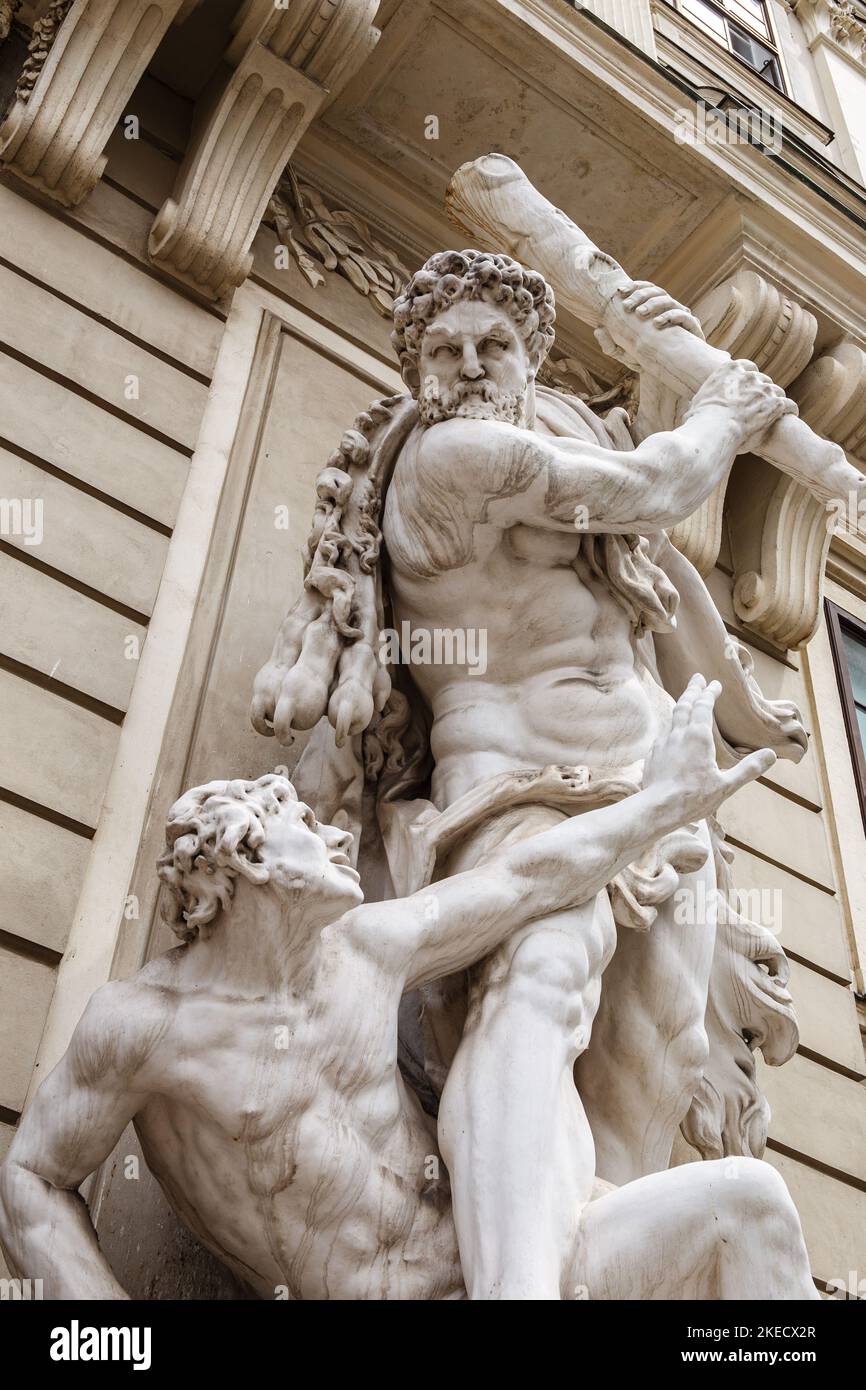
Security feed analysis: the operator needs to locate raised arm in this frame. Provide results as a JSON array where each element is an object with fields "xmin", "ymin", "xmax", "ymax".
[
  {"xmin": 417, "ymin": 358, "xmax": 795, "ymax": 535},
  {"xmin": 0, "ymin": 981, "xmax": 160, "ymax": 1299},
  {"xmin": 347, "ymin": 677, "xmax": 774, "ymax": 992}
]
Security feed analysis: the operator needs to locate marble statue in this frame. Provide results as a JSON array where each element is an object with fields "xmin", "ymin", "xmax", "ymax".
[
  {"xmin": 247, "ymin": 179, "xmax": 833, "ymax": 1294},
  {"xmin": 0, "ymin": 712, "xmax": 818, "ymax": 1297},
  {"xmin": 1, "ymin": 157, "xmax": 850, "ymax": 1300}
]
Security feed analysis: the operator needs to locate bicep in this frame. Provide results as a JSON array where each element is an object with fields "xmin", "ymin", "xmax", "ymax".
[
  {"xmin": 479, "ymin": 432, "xmax": 662, "ymax": 534},
  {"xmin": 8, "ymin": 1000, "xmax": 150, "ymax": 1190},
  {"xmin": 402, "ymin": 868, "xmax": 526, "ymax": 990},
  {"xmin": 342, "ymin": 868, "xmax": 524, "ymax": 991}
]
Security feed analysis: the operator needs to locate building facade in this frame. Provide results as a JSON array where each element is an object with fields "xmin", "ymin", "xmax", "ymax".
[{"xmin": 0, "ymin": 0, "xmax": 864, "ymax": 1296}]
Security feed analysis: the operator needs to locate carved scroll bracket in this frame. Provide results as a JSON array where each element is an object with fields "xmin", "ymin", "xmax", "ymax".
[
  {"xmin": 728, "ymin": 462, "xmax": 837, "ymax": 648},
  {"xmin": 724, "ymin": 338, "xmax": 866, "ymax": 648},
  {"xmin": 0, "ymin": 0, "xmax": 200, "ymax": 206},
  {"xmin": 791, "ymin": 339, "xmax": 866, "ymax": 469},
  {"xmin": 148, "ymin": 0, "xmax": 381, "ymax": 300},
  {"xmin": 669, "ymin": 269, "xmax": 817, "ymax": 580}
]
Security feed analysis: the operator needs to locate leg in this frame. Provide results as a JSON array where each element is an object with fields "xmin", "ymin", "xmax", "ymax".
[
  {"xmin": 576, "ymin": 819, "xmax": 717, "ymax": 1184},
  {"xmin": 569, "ymin": 1157, "xmax": 818, "ymax": 1300},
  {"xmin": 438, "ymin": 890, "xmax": 615, "ymax": 1300}
]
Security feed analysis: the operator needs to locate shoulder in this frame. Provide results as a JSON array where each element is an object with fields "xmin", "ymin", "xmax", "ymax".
[
  {"xmin": 417, "ymin": 416, "xmax": 526, "ymax": 466},
  {"xmin": 327, "ymin": 899, "xmax": 415, "ymax": 975},
  {"xmin": 69, "ymin": 967, "xmax": 175, "ymax": 1087}
]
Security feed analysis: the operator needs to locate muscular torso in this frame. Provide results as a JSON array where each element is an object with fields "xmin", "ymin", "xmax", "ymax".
[
  {"xmin": 130, "ymin": 950, "xmax": 462, "ymax": 1301},
  {"xmin": 383, "ymin": 421, "xmax": 673, "ymax": 808}
]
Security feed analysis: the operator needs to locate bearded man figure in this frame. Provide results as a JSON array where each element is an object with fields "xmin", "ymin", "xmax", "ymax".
[{"xmin": 251, "ymin": 248, "xmax": 808, "ymax": 1300}]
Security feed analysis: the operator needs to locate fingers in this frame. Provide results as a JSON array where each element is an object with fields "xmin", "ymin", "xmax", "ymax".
[
  {"xmin": 621, "ymin": 286, "xmax": 680, "ymax": 317},
  {"xmin": 671, "ymin": 673, "xmax": 706, "ymax": 729},
  {"xmin": 720, "ymin": 747, "xmax": 776, "ymax": 797},
  {"xmin": 618, "ymin": 281, "xmax": 659, "ymax": 308},
  {"xmin": 652, "ymin": 308, "xmax": 704, "ymax": 337},
  {"xmin": 692, "ymin": 679, "xmax": 722, "ymax": 727},
  {"xmin": 671, "ymin": 675, "xmax": 722, "ymax": 739}
]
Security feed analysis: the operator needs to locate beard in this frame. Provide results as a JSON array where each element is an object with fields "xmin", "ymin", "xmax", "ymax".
[{"xmin": 418, "ymin": 377, "xmax": 527, "ymax": 427}]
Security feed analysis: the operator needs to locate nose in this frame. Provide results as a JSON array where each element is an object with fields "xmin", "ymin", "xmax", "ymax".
[
  {"xmin": 324, "ymin": 824, "xmax": 353, "ymax": 857},
  {"xmin": 459, "ymin": 341, "xmax": 484, "ymax": 381}
]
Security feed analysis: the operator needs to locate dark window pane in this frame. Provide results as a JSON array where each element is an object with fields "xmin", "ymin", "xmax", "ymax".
[
  {"xmin": 856, "ymin": 705, "xmax": 866, "ymax": 758},
  {"xmin": 843, "ymin": 627, "xmax": 866, "ymax": 707},
  {"xmin": 728, "ymin": 24, "xmax": 784, "ymax": 87}
]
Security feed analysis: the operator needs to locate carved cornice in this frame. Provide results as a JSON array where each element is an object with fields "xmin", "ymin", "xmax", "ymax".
[
  {"xmin": 670, "ymin": 270, "xmax": 817, "ymax": 578},
  {"xmin": 149, "ymin": 0, "xmax": 381, "ymax": 300},
  {"xmin": 791, "ymin": 0, "xmax": 866, "ymax": 64},
  {"xmin": 0, "ymin": 0, "xmax": 199, "ymax": 206}
]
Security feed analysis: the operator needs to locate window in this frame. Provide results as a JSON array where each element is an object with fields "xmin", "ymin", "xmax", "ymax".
[
  {"xmin": 677, "ymin": 0, "xmax": 786, "ymax": 91},
  {"xmin": 826, "ymin": 601, "xmax": 866, "ymax": 835}
]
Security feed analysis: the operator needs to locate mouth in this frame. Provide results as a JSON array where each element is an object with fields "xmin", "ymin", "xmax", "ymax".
[{"xmin": 330, "ymin": 853, "xmax": 360, "ymax": 879}]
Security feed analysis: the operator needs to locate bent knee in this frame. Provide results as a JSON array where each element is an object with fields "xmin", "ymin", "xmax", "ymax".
[{"xmin": 711, "ymin": 1158, "xmax": 801, "ymax": 1241}]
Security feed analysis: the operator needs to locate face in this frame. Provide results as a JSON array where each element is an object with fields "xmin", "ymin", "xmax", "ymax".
[
  {"xmin": 417, "ymin": 299, "xmax": 532, "ymax": 426},
  {"xmin": 257, "ymin": 799, "xmax": 364, "ymax": 923}
]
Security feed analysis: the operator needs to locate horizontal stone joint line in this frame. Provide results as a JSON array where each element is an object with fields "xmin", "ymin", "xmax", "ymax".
[
  {"xmin": 0, "ymin": 784, "xmax": 95, "ymax": 840},
  {"xmin": 0, "ymin": 342, "xmax": 195, "ymax": 457},
  {"xmin": 796, "ymin": 1043, "xmax": 866, "ymax": 1084},
  {"xmin": 0, "ymin": 432, "xmax": 175, "ymax": 537},
  {"xmin": 755, "ymin": 774, "xmax": 822, "ymax": 814},
  {"xmin": 0, "ymin": 254, "xmax": 213, "ymax": 386},
  {"xmin": 783, "ymin": 946, "xmax": 851, "ymax": 988},
  {"xmin": 0, "ymin": 652, "xmax": 126, "ymax": 726},
  {"xmin": 765, "ymin": 1137, "xmax": 866, "ymax": 1195},
  {"xmin": 0, "ymin": 170, "xmax": 227, "ymax": 326},
  {"xmin": 0, "ymin": 539, "xmax": 152, "ymax": 627},
  {"xmin": 0, "ymin": 926, "xmax": 63, "ymax": 969},
  {"xmin": 725, "ymin": 833, "xmax": 836, "ymax": 896}
]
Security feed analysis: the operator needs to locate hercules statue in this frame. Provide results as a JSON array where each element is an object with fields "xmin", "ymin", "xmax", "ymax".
[{"xmin": 249, "ymin": 239, "xmax": 812, "ymax": 1298}]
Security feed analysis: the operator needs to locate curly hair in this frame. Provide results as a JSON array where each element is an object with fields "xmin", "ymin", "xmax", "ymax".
[
  {"xmin": 157, "ymin": 774, "xmax": 298, "ymax": 942},
  {"xmin": 391, "ymin": 249, "xmax": 556, "ymax": 392}
]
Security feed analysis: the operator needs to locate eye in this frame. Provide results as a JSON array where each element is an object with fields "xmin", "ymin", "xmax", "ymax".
[
  {"xmin": 479, "ymin": 337, "xmax": 507, "ymax": 353},
  {"xmin": 433, "ymin": 343, "xmax": 458, "ymax": 358}
]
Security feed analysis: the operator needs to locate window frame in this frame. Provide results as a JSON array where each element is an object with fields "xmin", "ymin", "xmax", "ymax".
[
  {"xmin": 675, "ymin": 0, "xmax": 788, "ymax": 94},
  {"xmin": 825, "ymin": 599, "xmax": 866, "ymax": 837}
]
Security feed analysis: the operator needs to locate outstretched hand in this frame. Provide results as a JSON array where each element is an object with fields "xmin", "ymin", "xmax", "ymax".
[{"xmin": 643, "ymin": 674, "xmax": 776, "ymax": 823}]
